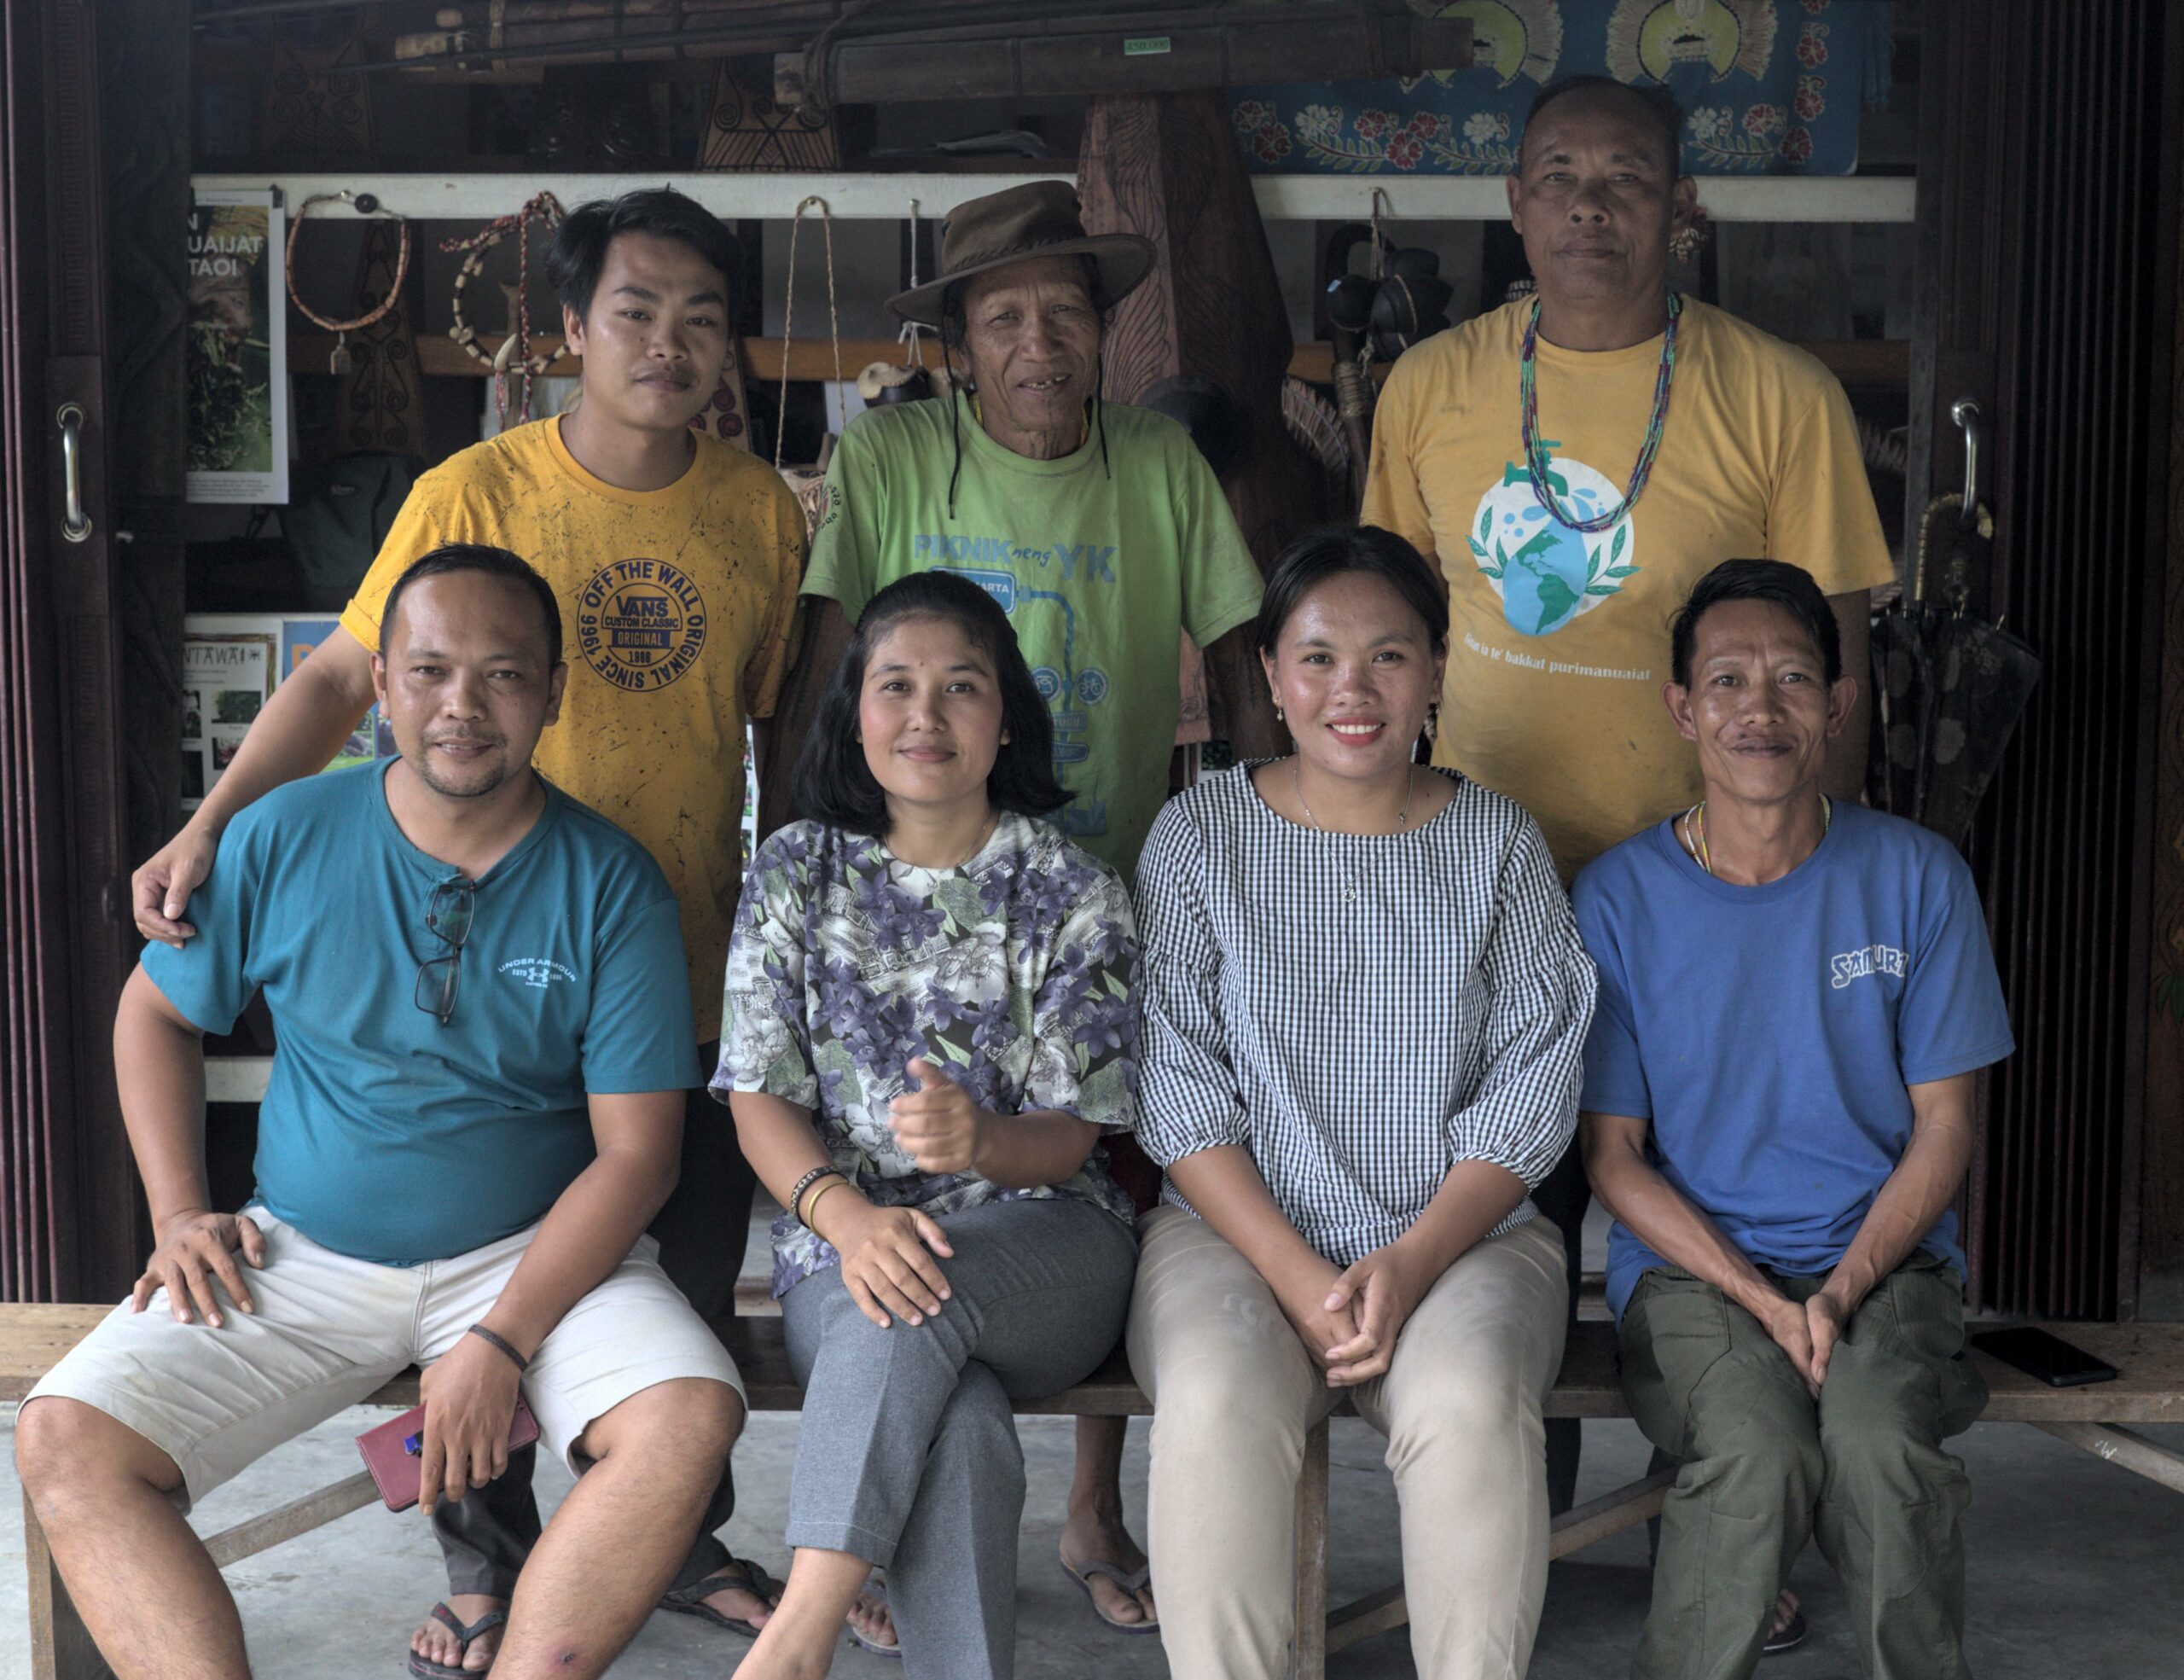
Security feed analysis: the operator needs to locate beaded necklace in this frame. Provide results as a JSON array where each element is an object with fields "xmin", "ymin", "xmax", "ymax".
[{"xmin": 1519, "ymin": 291, "xmax": 1682, "ymax": 533}]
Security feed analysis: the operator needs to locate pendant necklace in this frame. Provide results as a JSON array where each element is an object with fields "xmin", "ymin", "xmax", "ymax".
[
  {"xmin": 1519, "ymin": 292, "xmax": 1681, "ymax": 533},
  {"xmin": 1294, "ymin": 758, "xmax": 1415, "ymax": 833}
]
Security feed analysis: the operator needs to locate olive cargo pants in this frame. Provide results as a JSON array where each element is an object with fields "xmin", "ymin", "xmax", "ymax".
[{"xmin": 1619, "ymin": 1253, "xmax": 1987, "ymax": 1680}]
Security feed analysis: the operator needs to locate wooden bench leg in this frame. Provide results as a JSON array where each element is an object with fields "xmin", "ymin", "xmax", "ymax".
[
  {"xmin": 23, "ymin": 1487, "xmax": 116, "ymax": 1680},
  {"xmin": 1291, "ymin": 1416, "xmax": 1329, "ymax": 1680},
  {"xmin": 2034, "ymin": 1421, "xmax": 2184, "ymax": 1494}
]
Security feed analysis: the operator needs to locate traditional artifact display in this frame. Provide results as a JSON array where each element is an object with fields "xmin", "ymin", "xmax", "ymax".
[
  {"xmin": 440, "ymin": 191, "xmax": 566, "ymax": 423},
  {"xmin": 284, "ymin": 188, "xmax": 410, "ymax": 379}
]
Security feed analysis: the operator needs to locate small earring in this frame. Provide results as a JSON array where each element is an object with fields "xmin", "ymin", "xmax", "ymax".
[
  {"xmin": 1274, "ymin": 703, "xmax": 1285, "ymax": 722},
  {"xmin": 1424, "ymin": 701, "xmax": 1440, "ymax": 743}
]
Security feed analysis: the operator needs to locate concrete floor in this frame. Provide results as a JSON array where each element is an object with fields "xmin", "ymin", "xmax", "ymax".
[
  {"xmin": 9, "ymin": 1404, "xmax": 2183, "ymax": 1676},
  {"xmin": 7, "ymin": 1203, "xmax": 2181, "ymax": 1677}
]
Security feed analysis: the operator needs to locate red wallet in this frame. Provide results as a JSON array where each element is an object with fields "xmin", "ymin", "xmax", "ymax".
[{"xmin": 356, "ymin": 1398, "xmax": 541, "ymax": 1513}]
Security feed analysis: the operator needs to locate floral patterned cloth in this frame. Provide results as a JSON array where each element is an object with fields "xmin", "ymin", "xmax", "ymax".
[
  {"xmin": 1227, "ymin": 0, "xmax": 1891, "ymax": 177},
  {"xmin": 714, "ymin": 813, "xmax": 1141, "ymax": 1296}
]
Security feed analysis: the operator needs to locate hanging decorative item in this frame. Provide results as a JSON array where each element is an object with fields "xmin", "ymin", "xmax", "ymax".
[
  {"xmin": 441, "ymin": 191, "xmax": 566, "ymax": 425},
  {"xmin": 691, "ymin": 341, "xmax": 755, "ymax": 451},
  {"xmin": 337, "ymin": 216, "xmax": 423, "ymax": 456},
  {"xmin": 698, "ymin": 54, "xmax": 839, "ymax": 172},
  {"xmin": 853, "ymin": 196, "xmax": 953, "ymax": 409},
  {"xmin": 263, "ymin": 33, "xmax": 374, "ymax": 156},
  {"xmin": 773, "ymin": 194, "xmax": 848, "ymax": 535},
  {"xmin": 285, "ymin": 189, "xmax": 412, "ymax": 377}
]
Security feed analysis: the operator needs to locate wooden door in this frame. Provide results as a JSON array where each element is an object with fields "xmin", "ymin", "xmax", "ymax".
[
  {"xmin": 1913, "ymin": 0, "xmax": 2184, "ymax": 1317},
  {"xmin": 0, "ymin": 0, "xmax": 138, "ymax": 1302}
]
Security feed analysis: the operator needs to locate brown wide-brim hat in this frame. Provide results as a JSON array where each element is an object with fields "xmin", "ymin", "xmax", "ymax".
[{"xmin": 886, "ymin": 181, "xmax": 1156, "ymax": 329}]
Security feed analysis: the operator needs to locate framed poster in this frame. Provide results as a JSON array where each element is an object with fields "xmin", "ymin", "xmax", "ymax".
[{"xmin": 187, "ymin": 187, "xmax": 288, "ymax": 503}]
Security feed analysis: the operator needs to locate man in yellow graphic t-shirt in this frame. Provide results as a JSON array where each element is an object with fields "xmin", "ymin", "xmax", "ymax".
[
  {"xmin": 130, "ymin": 189, "xmax": 799, "ymax": 1668},
  {"xmin": 1362, "ymin": 76, "xmax": 1894, "ymax": 1650}
]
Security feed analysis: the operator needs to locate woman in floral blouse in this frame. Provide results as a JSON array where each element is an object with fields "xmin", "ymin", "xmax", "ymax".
[{"xmin": 716, "ymin": 570, "xmax": 1141, "ymax": 1680}]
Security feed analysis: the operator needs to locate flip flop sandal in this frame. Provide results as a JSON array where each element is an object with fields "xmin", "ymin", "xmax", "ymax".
[
  {"xmin": 846, "ymin": 1577, "xmax": 904, "ymax": 1660},
  {"xmin": 656, "ymin": 1554, "xmax": 785, "ymax": 1640},
  {"xmin": 1060, "ymin": 1558, "xmax": 1160, "ymax": 1636},
  {"xmin": 1763, "ymin": 1608, "xmax": 1809, "ymax": 1655},
  {"xmin": 406, "ymin": 1602, "xmax": 508, "ymax": 1680}
]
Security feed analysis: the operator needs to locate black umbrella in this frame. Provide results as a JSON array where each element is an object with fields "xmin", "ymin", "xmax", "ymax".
[{"xmin": 1869, "ymin": 487, "xmax": 2042, "ymax": 848}]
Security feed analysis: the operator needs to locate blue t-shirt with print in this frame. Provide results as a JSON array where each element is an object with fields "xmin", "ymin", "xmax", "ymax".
[
  {"xmin": 1572, "ymin": 801, "xmax": 2014, "ymax": 1321},
  {"xmin": 142, "ymin": 761, "xmax": 700, "ymax": 1264}
]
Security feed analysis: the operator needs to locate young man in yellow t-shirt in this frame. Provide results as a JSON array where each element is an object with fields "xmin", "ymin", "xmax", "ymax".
[
  {"xmin": 131, "ymin": 188, "xmax": 801, "ymax": 1670},
  {"xmin": 1362, "ymin": 75, "xmax": 1894, "ymax": 1651}
]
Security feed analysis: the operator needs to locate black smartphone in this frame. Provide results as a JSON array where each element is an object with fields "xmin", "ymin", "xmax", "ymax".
[{"xmin": 1969, "ymin": 1325, "xmax": 2120, "ymax": 1388}]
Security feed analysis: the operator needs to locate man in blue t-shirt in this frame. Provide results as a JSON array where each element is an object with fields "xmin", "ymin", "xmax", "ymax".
[
  {"xmin": 18, "ymin": 547, "xmax": 747, "ymax": 1680},
  {"xmin": 1575, "ymin": 560, "xmax": 2013, "ymax": 1680}
]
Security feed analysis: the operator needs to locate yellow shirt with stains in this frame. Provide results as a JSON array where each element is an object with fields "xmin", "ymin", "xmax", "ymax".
[
  {"xmin": 1364, "ymin": 297, "xmax": 1896, "ymax": 879},
  {"xmin": 342, "ymin": 416, "xmax": 805, "ymax": 1046}
]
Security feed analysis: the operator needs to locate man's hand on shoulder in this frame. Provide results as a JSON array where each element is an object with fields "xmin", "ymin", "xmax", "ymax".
[
  {"xmin": 417, "ymin": 1329, "xmax": 526, "ymax": 1517},
  {"xmin": 131, "ymin": 1209, "xmax": 266, "ymax": 1328},
  {"xmin": 132, "ymin": 822, "xmax": 221, "ymax": 946}
]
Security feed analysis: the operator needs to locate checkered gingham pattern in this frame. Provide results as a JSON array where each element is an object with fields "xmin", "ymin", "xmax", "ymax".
[{"xmin": 1133, "ymin": 764, "xmax": 1597, "ymax": 1267}]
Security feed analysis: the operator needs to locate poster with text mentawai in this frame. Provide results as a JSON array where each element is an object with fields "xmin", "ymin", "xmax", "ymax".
[{"xmin": 187, "ymin": 189, "xmax": 288, "ymax": 504}]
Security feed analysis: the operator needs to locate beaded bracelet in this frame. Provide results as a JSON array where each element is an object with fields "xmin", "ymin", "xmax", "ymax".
[{"xmin": 786, "ymin": 1165, "xmax": 838, "ymax": 1226}]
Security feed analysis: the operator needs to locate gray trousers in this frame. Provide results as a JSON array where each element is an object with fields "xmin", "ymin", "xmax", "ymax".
[
  {"xmin": 781, "ymin": 1196, "xmax": 1138, "ymax": 1680},
  {"xmin": 433, "ymin": 1055, "xmax": 758, "ymax": 1600}
]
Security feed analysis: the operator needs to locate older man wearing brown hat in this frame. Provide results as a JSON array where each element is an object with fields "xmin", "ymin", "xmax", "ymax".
[{"xmin": 763, "ymin": 180, "xmax": 1271, "ymax": 1650}]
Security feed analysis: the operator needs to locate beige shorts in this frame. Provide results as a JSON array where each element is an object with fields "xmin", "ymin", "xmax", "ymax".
[{"xmin": 25, "ymin": 1206, "xmax": 743, "ymax": 1509}]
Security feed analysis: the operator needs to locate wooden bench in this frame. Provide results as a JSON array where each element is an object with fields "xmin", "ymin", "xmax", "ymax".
[{"xmin": 7, "ymin": 1305, "xmax": 2183, "ymax": 1680}]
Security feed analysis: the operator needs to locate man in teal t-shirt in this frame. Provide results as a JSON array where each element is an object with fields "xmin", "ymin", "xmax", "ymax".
[{"xmin": 19, "ymin": 548, "xmax": 747, "ymax": 1680}]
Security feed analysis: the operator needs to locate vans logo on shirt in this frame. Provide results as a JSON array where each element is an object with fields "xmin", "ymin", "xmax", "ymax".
[
  {"xmin": 1830, "ymin": 944, "xmax": 1907, "ymax": 990},
  {"xmin": 576, "ymin": 559, "xmax": 708, "ymax": 693},
  {"xmin": 500, "ymin": 957, "xmax": 577, "ymax": 990}
]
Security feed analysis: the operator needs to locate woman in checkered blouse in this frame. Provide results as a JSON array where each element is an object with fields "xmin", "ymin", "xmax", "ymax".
[{"xmin": 1124, "ymin": 524, "xmax": 1598, "ymax": 1680}]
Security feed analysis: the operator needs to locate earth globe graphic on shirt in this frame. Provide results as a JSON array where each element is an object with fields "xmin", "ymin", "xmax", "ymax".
[{"xmin": 1467, "ymin": 446, "xmax": 1641, "ymax": 637}]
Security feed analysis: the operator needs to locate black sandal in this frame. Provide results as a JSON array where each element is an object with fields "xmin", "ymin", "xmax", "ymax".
[
  {"xmin": 1763, "ymin": 1607, "xmax": 1809, "ymax": 1655},
  {"xmin": 406, "ymin": 1602, "xmax": 508, "ymax": 1679},
  {"xmin": 657, "ymin": 1554, "xmax": 784, "ymax": 1640}
]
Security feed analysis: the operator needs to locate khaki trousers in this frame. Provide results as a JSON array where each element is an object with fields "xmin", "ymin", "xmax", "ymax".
[{"xmin": 1126, "ymin": 1206, "xmax": 1568, "ymax": 1680}]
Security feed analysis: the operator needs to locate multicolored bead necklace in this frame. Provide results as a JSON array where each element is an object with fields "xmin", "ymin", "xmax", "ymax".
[{"xmin": 1519, "ymin": 291, "xmax": 1682, "ymax": 533}]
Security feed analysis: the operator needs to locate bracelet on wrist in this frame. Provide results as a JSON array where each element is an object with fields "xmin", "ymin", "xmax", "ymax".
[
  {"xmin": 786, "ymin": 1165, "xmax": 838, "ymax": 1225},
  {"xmin": 795, "ymin": 1170, "xmax": 847, "ymax": 1229},
  {"xmin": 466, "ymin": 1322, "xmax": 530, "ymax": 1373},
  {"xmin": 804, "ymin": 1178, "xmax": 850, "ymax": 1241}
]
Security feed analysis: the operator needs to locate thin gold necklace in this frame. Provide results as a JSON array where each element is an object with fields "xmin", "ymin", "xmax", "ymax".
[
  {"xmin": 1681, "ymin": 794, "xmax": 1831, "ymax": 876},
  {"xmin": 1294, "ymin": 758, "xmax": 1415, "ymax": 834}
]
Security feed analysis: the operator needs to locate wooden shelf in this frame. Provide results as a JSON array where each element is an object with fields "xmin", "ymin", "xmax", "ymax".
[
  {"xmin": 296, "ymin": 333, "xmax": 1909, "ymax": 387},
  {"xmin": 204, "ymin": 171, "xmax": 1915, "ymax": 224}
]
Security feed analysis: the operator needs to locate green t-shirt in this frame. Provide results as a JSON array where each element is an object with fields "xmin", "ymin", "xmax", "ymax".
[{"xmin": 803, "ymin": 394, "xmax": 1264, "ymax": 875}]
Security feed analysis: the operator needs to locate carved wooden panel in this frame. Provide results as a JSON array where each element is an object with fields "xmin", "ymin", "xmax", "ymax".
[{"xmin": 1078, "ymin": 90, "xmax": 1330, "ymax": 752}]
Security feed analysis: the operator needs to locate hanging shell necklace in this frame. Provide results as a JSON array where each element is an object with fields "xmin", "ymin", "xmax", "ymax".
[{"xmin": 1519, "ymin": 291, "xmax": 1682, "ymax": 532}]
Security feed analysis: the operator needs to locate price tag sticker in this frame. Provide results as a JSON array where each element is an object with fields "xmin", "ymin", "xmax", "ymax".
[{"xmin": 1123, "ymin": 36, "xmax": 1172, "ymax": 56}]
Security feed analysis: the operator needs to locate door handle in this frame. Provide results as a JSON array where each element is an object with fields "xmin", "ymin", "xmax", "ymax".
[
  {"xmin": 57, "ymin": 403, "xmax": 92, "ymax": 543},
  {"xmin": 1949, "ymin": 398, "xmax": 1981, "ymax": 530}
]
